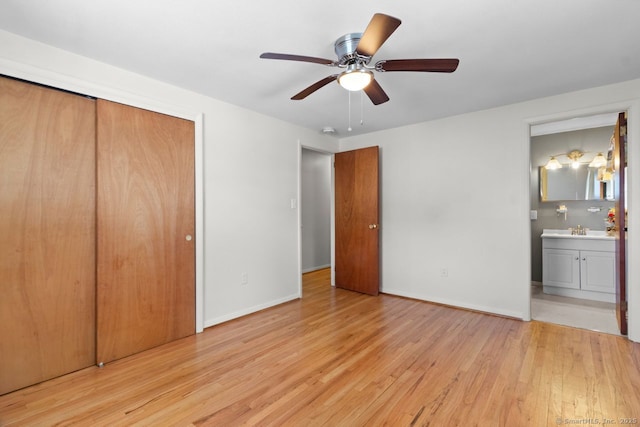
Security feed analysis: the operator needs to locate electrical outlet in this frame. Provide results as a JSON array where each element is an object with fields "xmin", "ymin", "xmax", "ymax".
[
  {"xmin": 241, "ymin": 272, "xmax": 248, "ymax": 285},
  {"xmin": 440, "ymin": 268, "xmax": 448, "ymax": 278}
]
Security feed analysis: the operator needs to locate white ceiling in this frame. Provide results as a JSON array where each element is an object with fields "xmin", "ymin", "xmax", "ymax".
[{"xmin": 1, "ymin": 0, "xmax": 639, "ymax": 137}]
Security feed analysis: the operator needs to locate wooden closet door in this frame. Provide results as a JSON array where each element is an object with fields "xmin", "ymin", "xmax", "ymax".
[
  {"xmin": 96, "ymin": 100, "xmax": 195, "ymax": 364},
  {"xmin": 0, "ymin": 77, "xmax": 96, "ymax": 395}
]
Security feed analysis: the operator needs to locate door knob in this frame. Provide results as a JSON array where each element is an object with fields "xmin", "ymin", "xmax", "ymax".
[
  {"xmin": 368, "ymin": 224, "xmax": 378, "ymax": 229},
  {"xmin": 185, "ymin": 234, "xmax": 192, "ymax": 241}
]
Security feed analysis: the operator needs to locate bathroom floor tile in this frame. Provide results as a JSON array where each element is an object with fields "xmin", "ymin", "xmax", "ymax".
[{"xmin": 531, "ymin": 285, "xmax": 620, "ymax": 335}]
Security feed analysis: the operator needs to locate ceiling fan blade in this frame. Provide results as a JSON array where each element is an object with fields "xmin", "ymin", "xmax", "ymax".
[
  {"xmin": 363, "ymin": 79, "xmax": 389, "ymax": 105},
  {"xmin": 260, "ymin": 52, "xmax": 335, "ymax": 65},
  {"xmin": 356, "ymin": 13, "xmax": 401, "ymax": 58},
  {"xmin": 376, "ymin": 58, "xmax": 460, "ymax": 73},
  {"xmin": 291, "ymin": 75, "xmax": 338, "ymax": 100}
]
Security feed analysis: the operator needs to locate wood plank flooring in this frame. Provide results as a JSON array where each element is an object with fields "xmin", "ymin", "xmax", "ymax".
[{"xmin": 1, "ymin": 268, "xmax": 639, "ymax": 426}]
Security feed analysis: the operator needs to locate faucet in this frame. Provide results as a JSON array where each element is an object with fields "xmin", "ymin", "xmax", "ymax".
[{"xmin": 570, "ymin": 225, "xmax": 586, "ymax": 235}]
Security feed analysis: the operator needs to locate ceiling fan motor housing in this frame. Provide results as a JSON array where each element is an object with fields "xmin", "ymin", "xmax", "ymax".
[{"xmin": 334, "ymin": 33, "xmax": 369, "ymax": 65}]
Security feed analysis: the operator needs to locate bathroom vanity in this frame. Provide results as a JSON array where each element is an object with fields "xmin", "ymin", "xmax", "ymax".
[{"xmin": 541, "ymin": 229, "xmax": 615, "ymax": 303}]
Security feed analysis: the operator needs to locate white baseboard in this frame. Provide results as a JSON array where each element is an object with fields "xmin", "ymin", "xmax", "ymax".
[
  {"xmin": 203, "ymin": 293, "xmax": 300, "ymax": 329},
  {"xmin": 301, "ymin": 264, "xmax": 331, "ymax": 274},
  {"xmin": 382, "ymin": 287, "xmax": 525, "ymax": 320}
]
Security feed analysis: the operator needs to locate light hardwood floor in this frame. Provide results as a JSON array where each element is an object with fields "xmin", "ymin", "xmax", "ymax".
[{"xmin": 1, "ymin": 268, "xmax": 639, "ymax": 426}]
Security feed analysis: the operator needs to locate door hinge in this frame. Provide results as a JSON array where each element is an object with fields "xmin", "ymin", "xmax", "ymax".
[{"xmin": 621, "ymin": 301, "xmax": 628, "ymax": 312}]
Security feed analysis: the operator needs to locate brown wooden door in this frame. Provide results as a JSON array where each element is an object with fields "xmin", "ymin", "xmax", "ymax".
[
  {"xmin": 614, "ymin": 112, "xmax": 627, "ymax": 335},
  {"xmin": 335, "ymin": 146, "xmax": 380, "ymax": 295},
  {"xmin": 96, "ymin": 100, "xmax": 195, "ymax": 364},
  {"xmin": 0, "ymin": 77, "xmax": 96, "ymax": 394}
]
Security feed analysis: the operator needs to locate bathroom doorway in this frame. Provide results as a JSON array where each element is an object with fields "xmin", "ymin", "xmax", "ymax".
[{"xmin": 529, "ymin": 112, "xmax": 626, "ymax": 335}]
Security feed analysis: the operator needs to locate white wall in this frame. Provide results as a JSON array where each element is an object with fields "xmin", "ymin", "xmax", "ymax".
[
  {"xmin": 301, "ymin": 149, "xmax": 332, "ymax": 273},
  {"xmin": 0, "ymin": 30, "xmax": 339, "ymax": 330},
  {"xmin": 339, "ymin": 79, "xmax": 640, "ymax": 342}
]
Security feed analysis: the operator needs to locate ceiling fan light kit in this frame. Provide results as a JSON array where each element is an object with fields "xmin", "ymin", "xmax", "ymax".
[
  {"xmin": 338, "ymin": 64, "xmax": 373, "ymax": 91},
  {"xmin": 260, "ymin": 13, "xmax": 459, "ymax": 106}
]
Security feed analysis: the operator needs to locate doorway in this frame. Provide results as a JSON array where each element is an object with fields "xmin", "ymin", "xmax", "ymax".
[
  {"xmin": 529, "ymin": 112, "xmax": 626, "ymax": 335},
  {"xmin": 300, "ymin": 148, "xmax": 333, "ymax": 292}
]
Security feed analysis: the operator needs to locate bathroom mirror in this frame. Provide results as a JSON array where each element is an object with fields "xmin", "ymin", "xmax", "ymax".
[{"xmin": 540, "ymin": 166, "xmax": 614, "ymax": 201}]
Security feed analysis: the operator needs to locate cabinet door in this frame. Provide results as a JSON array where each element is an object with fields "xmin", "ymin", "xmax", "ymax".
[
  {"xmin": 0, "ymin": 77, "xmax": 96, "ymax": 395},
  {"xmin": 580, "ymin": 250, "xmax": 615, "ymax": 293},
  {"xmin": 543, "ymin": 248, "xmax": 580, "ymax": 289}
]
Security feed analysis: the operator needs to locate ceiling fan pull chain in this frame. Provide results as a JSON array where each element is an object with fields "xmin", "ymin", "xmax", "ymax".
[
  {"xmin": 360, "ymin": 90, "xmax": 365, "ymax": 126},
  {"xmin": 348, "ymin": 90, "xmax": 352, "ymax": 132}
]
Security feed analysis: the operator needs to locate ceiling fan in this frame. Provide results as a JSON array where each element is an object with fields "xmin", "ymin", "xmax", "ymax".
[{"xmin": 260, "ymin": 13, "xmax": 459, "ymax": 105}]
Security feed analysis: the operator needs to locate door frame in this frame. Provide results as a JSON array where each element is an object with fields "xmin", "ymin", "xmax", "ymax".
[
  {"xmin": 0, "ymin": 62, "xmax": 205, "ymax": 333},
  {"xmin": 524, "ymin": 100, "xmax": 640, "ymax": 341}
]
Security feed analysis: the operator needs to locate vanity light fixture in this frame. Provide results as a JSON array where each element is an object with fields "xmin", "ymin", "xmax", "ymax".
[
  {"xmin": 545, "ymin": 156, "xmax": 563, "ymax": 170},
  {"xmin": 589, "ymin": 152, "xmax": 607, "ymax": 168},
  {"xmin": 545, "ymin": 150, "xmax": 593, "ymax": 170}
]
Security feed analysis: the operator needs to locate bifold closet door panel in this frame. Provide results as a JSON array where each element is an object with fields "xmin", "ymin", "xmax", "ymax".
[
  {"xmin": 0, "ymin": 77, "xmax": 96, "ymax": 395},
  {"xmin": 96, "ymin": 100, "xmax": 195, "ymax": 364}
]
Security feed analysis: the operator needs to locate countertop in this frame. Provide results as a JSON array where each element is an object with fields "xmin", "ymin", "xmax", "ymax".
[{"xmin": 541, "ymin": 228, "xmax": 614, "ymax": 240}]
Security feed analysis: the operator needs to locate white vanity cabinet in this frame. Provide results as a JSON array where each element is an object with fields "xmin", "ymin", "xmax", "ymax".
[
  {"xmin": 543, "ymin": 248, "xmax": 580, "ymax": 289},
  {"xmin": 542, "ymin": 230, "xmax": 615, "ymax": 303}
]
